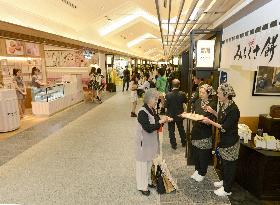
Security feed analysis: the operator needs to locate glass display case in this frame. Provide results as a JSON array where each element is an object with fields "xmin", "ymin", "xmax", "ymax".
[{"xmin": 32, "ymin": 84, "xmax": 64, "ymax": 102}]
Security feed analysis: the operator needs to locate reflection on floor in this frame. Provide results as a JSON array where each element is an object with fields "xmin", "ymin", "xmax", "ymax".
[{"xmin": 0, "ymin": 91, "xmax": 279, "ymax": 204}]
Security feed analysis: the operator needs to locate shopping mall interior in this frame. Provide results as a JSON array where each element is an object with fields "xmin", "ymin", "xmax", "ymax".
[{"xmin": 0, "ymin": 0, "xmax": 280, "ymax": 204}]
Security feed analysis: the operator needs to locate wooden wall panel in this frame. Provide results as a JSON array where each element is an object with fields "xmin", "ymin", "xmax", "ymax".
[{"xmin": 239, "ymin": 117, "xmax": 259, "ymax": 133}]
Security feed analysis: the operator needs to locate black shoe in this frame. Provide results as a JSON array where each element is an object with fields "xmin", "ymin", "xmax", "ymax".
[
  {"xmin": 182, "ymin": 143, "xmax": 186, "ymax": 147},
  {"xmin": 131, "ymin": 112, "xmax": 137, "ymax": 117},
  {"xmin": 139, "ymin": 190, "xmax": 150, "ymax": 196},
  {"xmin": 148, "ymin": 184, "xmax": 156, "ymax": 188},
  {"xmin": 171, "ymin": 145, "xmax": 177, "ymax": 150}
]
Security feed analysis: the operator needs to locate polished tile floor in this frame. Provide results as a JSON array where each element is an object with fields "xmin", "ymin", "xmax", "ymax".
[{"xmin": 0, "ymin": 91, "xmax": 278, "ymax": 205}]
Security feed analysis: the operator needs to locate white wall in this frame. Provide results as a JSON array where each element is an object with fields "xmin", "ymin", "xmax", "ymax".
[
  {"xmin": 225, "ymin": 66, "xmax": 280, "ymax": 117},
  {"xmin": 221, "ymin": 0, "xmax": 280, "ymax": 117}
]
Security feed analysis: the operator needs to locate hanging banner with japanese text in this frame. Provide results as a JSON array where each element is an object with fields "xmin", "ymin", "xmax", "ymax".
[
  {"xmin": 221, "ymin": 0, "xmax": 280, "ymax": 70},
  {"xmin": 196, "ymin": 40, "xmax": 215, "ymax": 68}
]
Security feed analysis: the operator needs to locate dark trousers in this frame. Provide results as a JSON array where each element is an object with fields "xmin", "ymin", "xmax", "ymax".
[
  {"xmin": 221, "ymin": 158, "xmax": 238, "ymax": 193},
  {"xmin": 193, "ymin": 146, "xmax": 211, "ymax": 176},
  {"xmin": 168, "ymin": 120, "xmax": 186, "ymax": 146},
  {"xmin": 123, "ymin": 80, "xmax": 129, "ymax": 91}
]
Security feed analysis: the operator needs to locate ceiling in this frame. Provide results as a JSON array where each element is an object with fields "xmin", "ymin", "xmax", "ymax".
[{"xmin": 0, "ymin": 0, "xmax": 255, "ymax": 61}]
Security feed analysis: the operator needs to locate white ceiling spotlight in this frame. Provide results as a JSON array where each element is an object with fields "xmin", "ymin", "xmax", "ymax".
[
  {"xmin": 99, "ymin": 9, "xmax": 174, "ymax": 36},
  {"xmin": 127, "ymin": 33, "xmax": 161, "ymax": 48}
]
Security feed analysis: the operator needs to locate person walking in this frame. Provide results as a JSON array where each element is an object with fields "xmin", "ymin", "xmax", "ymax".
[
  {"xmin": 156, "ymin": 68, "xmax": 167, "ymax": 114},
  {"xmin": 130, "ymin": 75, "xmax": 138, "ymax": 117},
  {"xmin": 136, "ymin": 89, "xmax": 172, "ymax": 196},
  {"xmin": 165, "ymin": 79, "xmax": 187, "ymax": 150},
  {"xmin": 188, "ymin": 84, "xmax": 217, "ymax": 182},
  {"xmin": 202, "ymin": 83, "xmax": 240, "ymax": 197},
  {"xmin": 122, "ymin": 66, "xmax": 130, "ymax": 92}
]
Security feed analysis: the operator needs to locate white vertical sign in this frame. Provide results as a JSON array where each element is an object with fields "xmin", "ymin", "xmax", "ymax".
[{"xmin": 196, "ymin": 40, "xmax": 215, "ymax": 68}]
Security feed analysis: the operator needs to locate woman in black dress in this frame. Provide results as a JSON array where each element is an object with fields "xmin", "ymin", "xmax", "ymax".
[
  {"xmin": 202, "ymin": 83, "xmax": 240, "ymax": 197},
  {"xmin": 189, "ymin": 84, "xmax": 217, "ymax": 182}
]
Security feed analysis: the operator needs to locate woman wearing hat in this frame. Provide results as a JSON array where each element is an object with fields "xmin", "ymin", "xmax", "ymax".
[
  {"xmin": 187, "ymin": 84, "xmax": 217, "ymax": 182},
  {"xmin": 202, "ymin": 83, "xmax": 240, "ymax": 197}
]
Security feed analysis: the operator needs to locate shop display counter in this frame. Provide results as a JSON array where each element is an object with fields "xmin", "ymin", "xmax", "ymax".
[
  {"xmin": 31, "ymin": 82, "xmax": 83, "ymax": 116},
  {"xmin": 236, "ymin": 140, "xmax": 280, "ymax": 200},
  {"xmin": 0, "ymin": 89, "xmax": 20, "ymax": 132}
]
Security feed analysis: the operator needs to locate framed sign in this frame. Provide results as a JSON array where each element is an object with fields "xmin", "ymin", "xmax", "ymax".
[
  {"xmin": 252, "ymin": 66, "xmax": 280, "ymax": 96},
  {"xmin": 196, "ymin": 40, "xmax": 215, "ymax": 68},
  {"xmin": 6, "ymin": 40, "xmax": 24, "ymax": 55},
  {"xmin": 25, "ymin": 43, "xmax": 40, "ymax": 56}
]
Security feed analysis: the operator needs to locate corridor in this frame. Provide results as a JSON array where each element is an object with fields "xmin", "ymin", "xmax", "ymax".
[{"xmin": 0, "ymin": 92, "xmax": 231, "ymax": 205}]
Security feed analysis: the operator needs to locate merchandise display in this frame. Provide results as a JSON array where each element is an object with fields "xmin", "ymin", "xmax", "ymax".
[
  {"xmin": 0, "ymin": 89, "xmax": 20, "ymax": 132},
  {"xmin": 31, "ymin": 75, "xmax": 83, "ymax": 115},
  {"xmin": 254, "ymin": 134, "xmax": 280, "ymax": 151},
  {"xmin": 238, "ymin": 124, "xmax": 252, "ymax": 142}
]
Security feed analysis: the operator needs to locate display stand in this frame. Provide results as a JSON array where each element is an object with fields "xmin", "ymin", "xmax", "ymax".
[{"xmin": 0, "ymin": 89, "xmax": 20, "ymax": 132}]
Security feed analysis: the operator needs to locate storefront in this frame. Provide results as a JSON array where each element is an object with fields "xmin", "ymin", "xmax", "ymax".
[{"xmin": 0, "ymin": 38, "xmax": 97, "ymax": 132}]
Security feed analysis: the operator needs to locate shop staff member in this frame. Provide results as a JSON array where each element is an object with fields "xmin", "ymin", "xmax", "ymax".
[
  {"xmin": 13, "ymin": 69, "xmax": 26, "ymax": 118},
  {"xmin": 165, "ymin": 79, "xmax": 187, "ymax": 150},
  {"xmin": 202, "ymin": 83, "xmax": 240, "ymax": 197},
  {"xmin": 188, "ymin": 84, "xmax": 216, "ymax": 182},
  {"xmin": 136, "ymin": 89, "xmax": 172, "ymax": 196},
  {"xmin": 31, "ymin": 67, "xmax": 45, "ymax": 88}
]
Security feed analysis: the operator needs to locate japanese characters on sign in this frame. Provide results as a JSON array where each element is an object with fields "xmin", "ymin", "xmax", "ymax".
[
  {"xmin": 220, "ymin": 1, "xmax": 280, "ymax": 71},
  {"xmin": 196, "ymin": 40, "xmax": 215, "ymax": 68}
]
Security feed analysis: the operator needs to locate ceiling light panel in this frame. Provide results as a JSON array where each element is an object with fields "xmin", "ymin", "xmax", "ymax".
[
  {"xmin": 99, "ymin": 8, "xmax": 174, "ymax": 36},
  {"xmin": 127, "ymin": 33, "xmax": 161, "ymax": 48}
]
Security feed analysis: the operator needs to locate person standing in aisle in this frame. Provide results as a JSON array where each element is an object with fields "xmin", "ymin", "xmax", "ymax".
[
  {"xmin": 156, "ymin": 68, "xmax": 167, "ymax": 114},
  {"xmin": 96, "ymin": 68, "xmax": 103, "ymax": 103},
  {"xmin": 165, "ymin": 79, "xmax": 187, "ymax": 150},
  {"xmin": 202, "ymin": 83, "xmax": 240, "ymax": 197},
  {"xmin": 130, "ymin": 75, "xmax": 138, "ymax": 117},
  {"xmin": 136, "ymin": 89, "xmax": 172, "ymax": 196},
  {"xmin": 13, "ymin": 69, "xmax": 27, "ymax": 118},
  {"xmin": 122, "ymin": 66, "xmax": 130, "ymax": 92},
  {"xmin": 188, "ymin": 84, "xmax": 216, "ymax": 182}
]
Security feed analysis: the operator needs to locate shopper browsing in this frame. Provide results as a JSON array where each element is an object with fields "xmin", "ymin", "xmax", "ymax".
[
  {"xmin": 165, "ymin": 79, "xmax": 187, "ymax": 150},
  {"xmin": 202, "ymin": 83, "xmax": 240, "ymax": 197},
  {"xmin": 136, "ymin": 89, "xmax": 172, "ymax": 196},
  {"xmin": 130, "ymin": 75, "xmax": 138, "ymax": 117}
]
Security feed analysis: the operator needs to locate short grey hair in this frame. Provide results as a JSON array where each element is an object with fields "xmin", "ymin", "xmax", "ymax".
[{"xmin": 143, "ymin": 88, "xmax": 159, "ymax": 104}]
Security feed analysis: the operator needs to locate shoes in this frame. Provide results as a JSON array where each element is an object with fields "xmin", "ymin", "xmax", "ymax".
[
  {"xmin": 131, "ymin": 112, "xmax": 137, "ymax": 117},
  {"xmin": 214, "ymin": 186, "xmax": 232, "ymax": 197},
  {"xmin": 182, "ymin": 142, "xmax": 186, "ymax": 147},
  {"xmin": 194, "ymin": 173, "xmax": 205, "ymax": 182},
  {"xmin": 139, "ymin": 190, "xmax": 150, "ymax": 196},
  {"xmin": 191, "ymin": 170, "xmax": 198, "ymax": 179},
  {"xmin": 148, "ymin": 184, "xmax": 156, "ymax": 188},
  {"xmin": 214, "ymin": 180, "xmax": 223, "ymax": 188},
  {"xmin": 171, "ymin": 144, "xmax": 177, "ymax": 150}
]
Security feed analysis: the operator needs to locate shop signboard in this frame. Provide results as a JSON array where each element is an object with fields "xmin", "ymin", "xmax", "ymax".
[
  {"xmin": 221, "ymin": 0, "xmax": 280, "ymax": 70},
  {"xmin": 25, "ymin": 43, "xmax": 40, "ymax": 56},
  {"xmin": 196, "ymin": 40, "xmax": 215, "ymax": 68},
  {"xmin": 5, "ymin": 40, "xmax": 24, "ymax": 55}
]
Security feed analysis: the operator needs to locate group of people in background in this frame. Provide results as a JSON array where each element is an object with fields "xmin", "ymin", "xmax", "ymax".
[
  {"xmin": 133, "ymin": 64, "xmax": 240, "ymax": 197},
  {"xmin": 88, "ymin": 66, "xmax": 105, "ymax": 103}
]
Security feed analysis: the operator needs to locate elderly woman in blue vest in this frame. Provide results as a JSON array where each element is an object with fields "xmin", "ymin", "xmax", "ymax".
[
  {"xmin": 136, "ymin": 89, "xmax": 172, "ymax": 196},
  {"xmin": 202, "ymin": 83, "xmax": 240, "ymax": 197}
]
